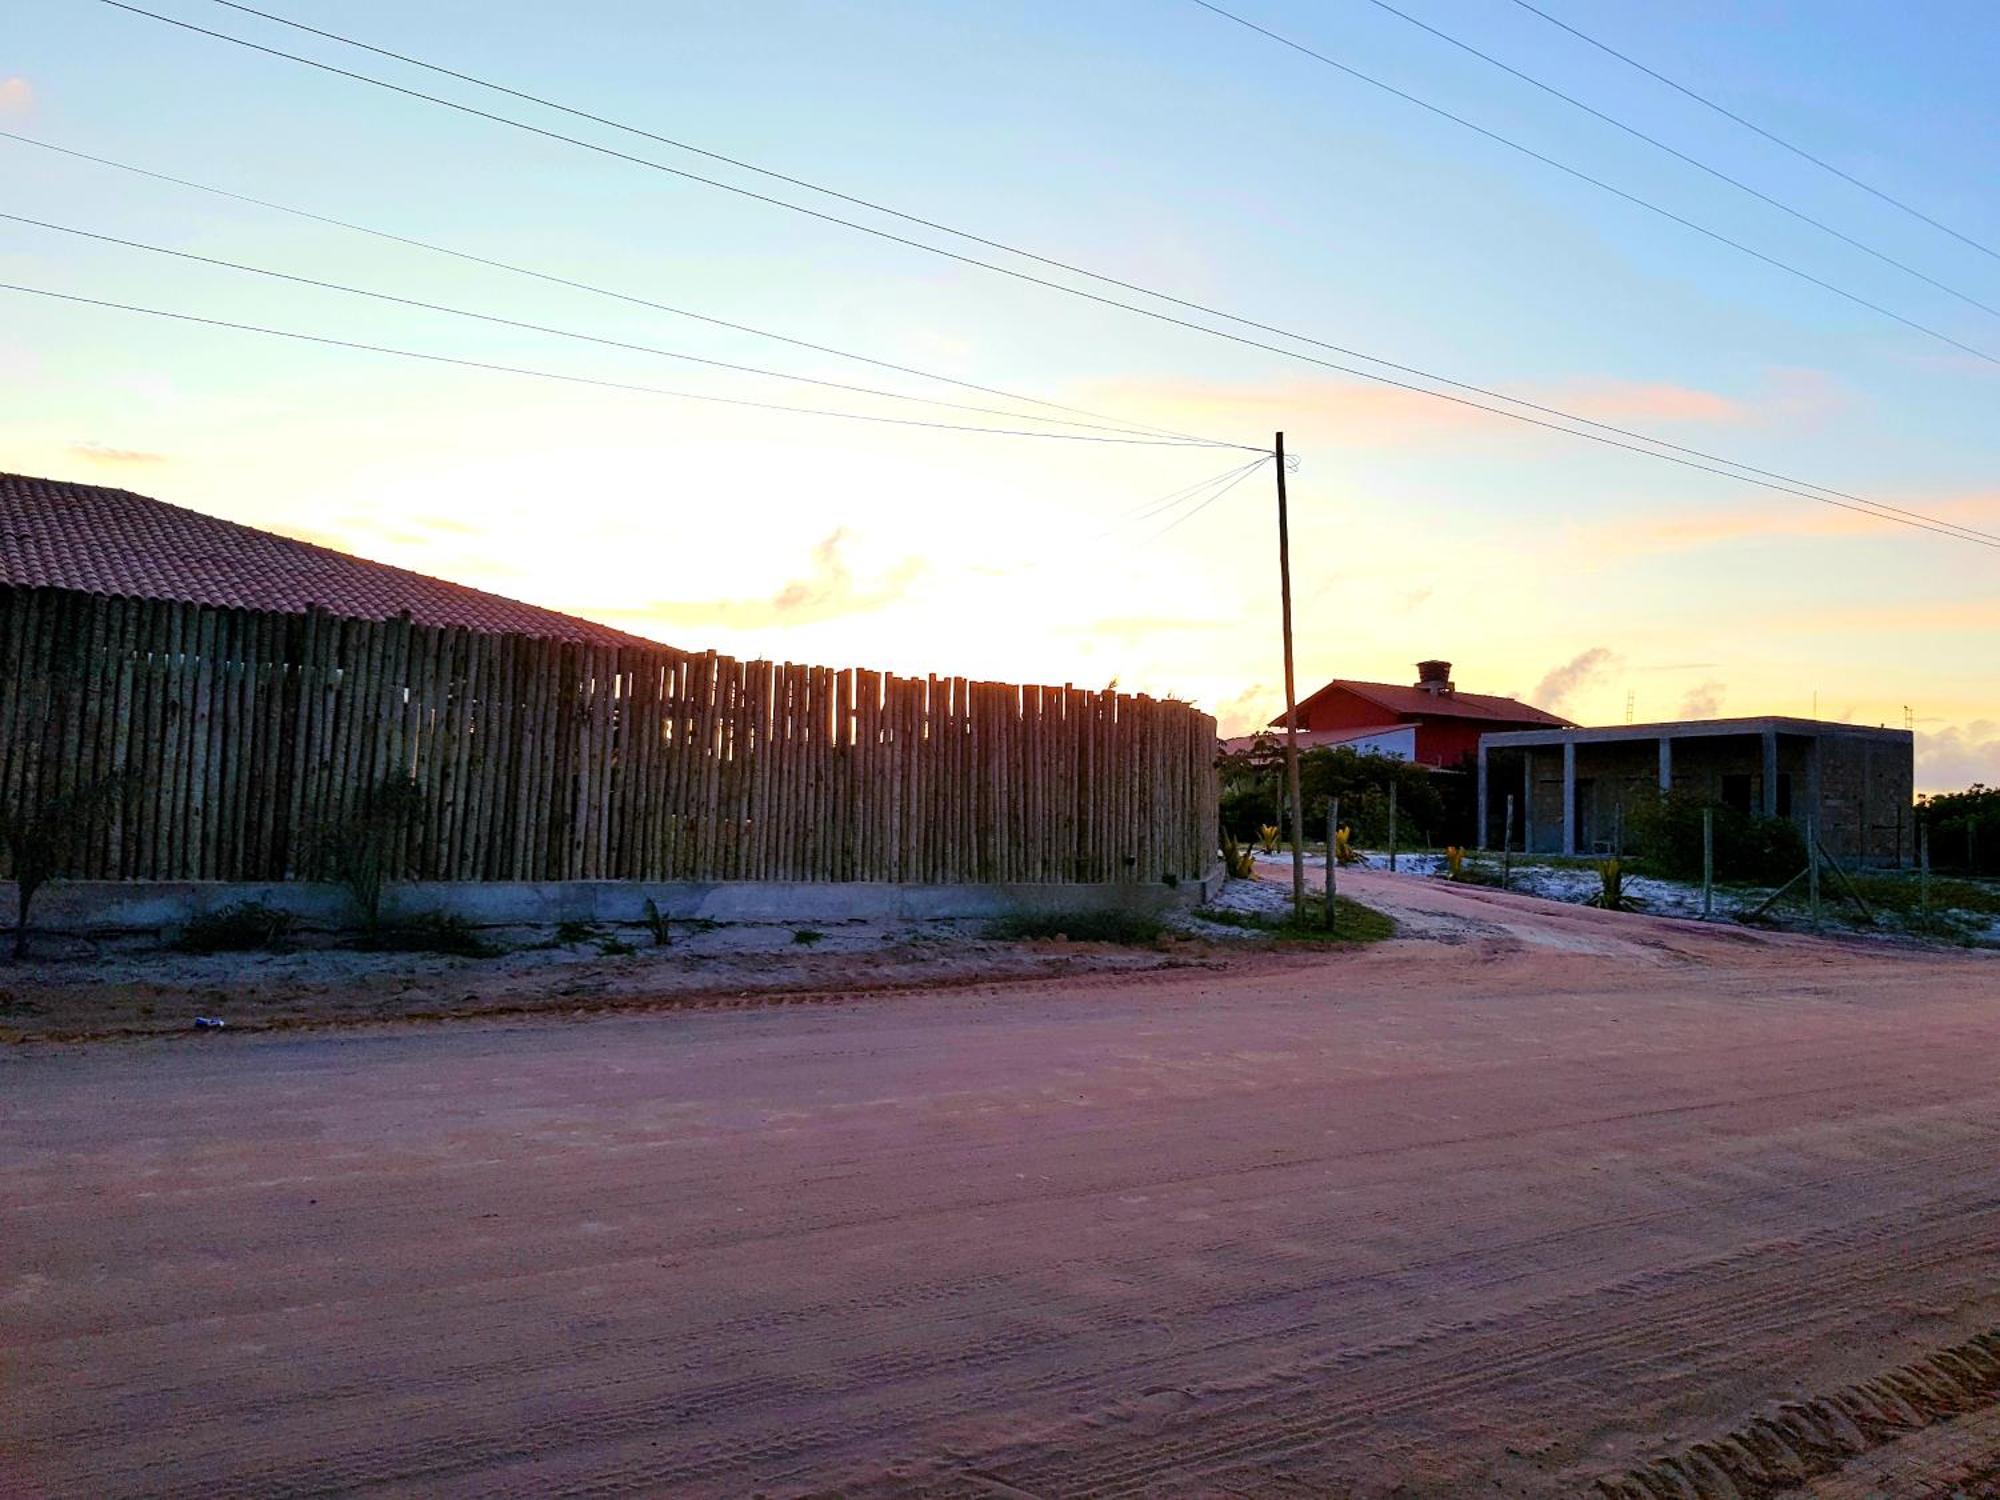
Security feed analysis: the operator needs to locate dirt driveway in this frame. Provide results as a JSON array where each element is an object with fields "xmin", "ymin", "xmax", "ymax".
[{"xmin": 6, "ymin": 876, "xmax": 1999, "ymax": 1497}]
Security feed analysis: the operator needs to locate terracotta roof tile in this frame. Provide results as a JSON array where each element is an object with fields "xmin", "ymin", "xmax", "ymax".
[
  {"xmin": 1279, "ymin": 678, "xmax": 1572, "ymax": 728},
  {"xmin": 0, "ymin": 472, "xmax": 655, "ymax": 648}
]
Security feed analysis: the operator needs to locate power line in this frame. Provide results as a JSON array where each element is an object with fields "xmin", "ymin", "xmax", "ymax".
[
  {"xmin": 1503, "ymin": 0, "xmax": 2000, "ymax": 267},
  {"xmin": 0, "ymin": 129, "xmax": 1216, "ymax": 448},
  {"xmin": 0, "ymin": 280, "xmax": 1249, "ymax": 449},
  {"xmin": 78, "ymin": 3, "xmax": 2000, "ymax": 547},
  {"xmin": 0, "ymin": 210, "xmax": 1250, "ymax": 447},
  {"xmin": 1152, "ymin": 454, "xmax": 1273, "ymax": 538},
  {"xmin": 1356, "ymin": 0, "xmax": 2000, "ymax": 322},
  {"xmin": 1186, "ymin": 0, "xmax": 2000, "ymax": 369},
  {"xmin": 1116, "ymin": 455, "xmax": 1274, "ymax": 524}
]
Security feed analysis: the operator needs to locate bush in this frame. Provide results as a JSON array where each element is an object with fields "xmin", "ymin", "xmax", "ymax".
[
  {"xmin": 319, "ymin": 776, "xmax": 427, "ymax": 927},
  {"xmin": 177, "ymin": 901, "xmax": 294, "ymax": 954},
  {"xmin": 1627, "ymin": 791, "xmax": 1805, "ymax": 884},
  {"xmin": 2, "ymin": 772, "xmax": 132, "ymax": 960},
  {"xmin": 1921, "ymin": 785, "xmax": 2000, "ymax": 876},
  {"xmin": 986, "ymin": 910, "xmax": 1165, "ymax": 944}
]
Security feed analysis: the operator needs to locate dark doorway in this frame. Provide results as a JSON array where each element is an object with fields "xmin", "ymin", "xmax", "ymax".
[{"xmin": 1721, "ymin": 773, "xmax": 1754, "ymax": 816}]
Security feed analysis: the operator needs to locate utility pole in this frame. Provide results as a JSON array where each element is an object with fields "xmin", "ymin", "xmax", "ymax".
[{"xmin": 1274, "ymin": 432, "xmax": 1306, "ymax": 920}]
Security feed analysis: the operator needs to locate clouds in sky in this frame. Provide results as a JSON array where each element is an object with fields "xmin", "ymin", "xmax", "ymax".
[
  {"xmin": 644, "ymin": 528, "xmax": 923, "ymax": 630},
  {"xmin": 69, "ymin": 442, "xmax": 167, "ymax": 466},
  {"xmin": 1678, "ymin": 680, "xmax": 1725, "ymax": 718},
  {"xmin": 1078, "ymin": 372, "xmax": 1765, "ymax": 453},
  {"xmin": 1532, "ymin": 647, "xmax": 1616, "ymax": 713},
  {"xmin": 1917, "ymin": 722, "xmax": 2000, "ymax": 792}
]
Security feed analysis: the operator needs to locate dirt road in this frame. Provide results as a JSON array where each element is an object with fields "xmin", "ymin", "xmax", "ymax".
[{"xmin": 6, "ymin": 876, "xmax": 2000, "ymax": 1497}]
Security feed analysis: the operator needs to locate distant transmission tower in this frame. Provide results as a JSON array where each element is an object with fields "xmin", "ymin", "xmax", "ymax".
[
  {"xmin": 1905, "ymin": 705, "xmax": 1914, "ymax": 730},
  {"xmin": 1625, "ymin": 690, "xmax": 1635, "ymax": 724}
]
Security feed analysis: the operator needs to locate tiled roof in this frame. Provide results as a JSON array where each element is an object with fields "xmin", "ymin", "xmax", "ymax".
[
  {"xmin": 0, "ymin": 472, "xmax": 654, "ymax": 648},
  {"xmin": 1279, "ymin": 678, "xmax": 1572, "ymax": 728}
]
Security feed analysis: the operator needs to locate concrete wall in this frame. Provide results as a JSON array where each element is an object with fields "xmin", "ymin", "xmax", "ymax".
[
  {"xmin": 1816, "ymin": 733, "xmax": 1914, "ymax": 866},
  {"xmin": 7, "ymin": 871, "xmax": 1227, "ymax": 937},
  {"xmin": 1482, "ymin": 726, "xmax": 1913, "ymax": 866}
]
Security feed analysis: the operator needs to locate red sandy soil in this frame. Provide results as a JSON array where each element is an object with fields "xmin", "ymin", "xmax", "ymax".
[{"xmin": 4, "ymin": 872, "xmax": 1999, "ymax": 1497}]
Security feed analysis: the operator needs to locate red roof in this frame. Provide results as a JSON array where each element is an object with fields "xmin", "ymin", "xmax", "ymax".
[
  {"xmin": 0, "ymin": 472, "xmax": 653, "ymax": 648},
  {"xmin": 1279, "ymin": 678, "xmax": 1571, "ymax": 728}
]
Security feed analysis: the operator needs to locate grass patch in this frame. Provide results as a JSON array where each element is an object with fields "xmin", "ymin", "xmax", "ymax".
[
  {"xmin": 1848, "ymin": 872, "xmax": 2000, "ymax": 917},
  {"xmin": 985, "ymin": 910, "xmax": 1166, "ymax": 945},
  {"xmin": 176, "ymin": 900, "xmax": 294, "ymax": 954},
  {"xmin": 354, "ymin": 912, "xmax": 496, "ymax": 957},
  {"xmin": 1199, "ymin": 896, "xmax": 1394, "ymax": 944},
  {"xmin": 791, "ymin": 928, "xmax": 826, "ymax": 946}
]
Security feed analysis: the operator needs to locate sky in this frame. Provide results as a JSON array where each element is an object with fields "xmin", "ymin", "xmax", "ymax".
[{"xmin": 4, "ymin": 0, "xmax": 1997, "ymax": 790}]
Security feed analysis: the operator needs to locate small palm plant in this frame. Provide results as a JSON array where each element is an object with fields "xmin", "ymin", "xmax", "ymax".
[
  {"xmin": 1443, "ymin": 845, "xmax": 1465, "ymax": 880},
  {"xmin": 1256, "ymin": 823, "xmax": 1281, "ymax": 855},
  {"xmin": 1333, "ymin": 827, "xmax": 1360, "ymax": 866},
  {"xmin": 1590, "ymin": 856, "xmax": 1629, "ymax": 911},
  {"xmin": 1219, "ymin": 831, "xmax": 1257, "ymax": 879}
]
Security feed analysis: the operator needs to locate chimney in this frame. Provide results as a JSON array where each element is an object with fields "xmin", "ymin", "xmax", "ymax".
[{"xmin": 1416, "ymin": 659, "xmax": 1454, "ymax": 696}]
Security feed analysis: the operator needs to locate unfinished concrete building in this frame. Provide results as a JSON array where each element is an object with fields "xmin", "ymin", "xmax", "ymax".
[{"xmin": 1476, "ymin": 718, "xmax": 1915, "ymax": 867}]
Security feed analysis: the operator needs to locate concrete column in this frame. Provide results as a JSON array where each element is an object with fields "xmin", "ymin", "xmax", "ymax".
[
  {"xmin": 1761, "ymin": 729, "xmax": 1779, "ymax": 817},
  {"xmin": 1522, "ymin": 750, "xmax": 1534, "ymax": 852},
  {"xmin": 1806, "ymin": 735, "xmax": 1821, "ymax": 834},
  {"xmin": 1476, "ymin": 741, "xmax": 1489, "ymax": 848},
  {"xmin": 1658, "ymin": 735, "xmax": 1673, "ymax": 792},
  {"xmin": 1562, "ymin": 741, "xmax": 1578, "ymax": 856}
]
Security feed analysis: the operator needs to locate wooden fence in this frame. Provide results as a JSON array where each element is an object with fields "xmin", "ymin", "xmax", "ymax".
[{"xmin": 0, "ymin": 587, "xmax": 1220, "ymax": 886}]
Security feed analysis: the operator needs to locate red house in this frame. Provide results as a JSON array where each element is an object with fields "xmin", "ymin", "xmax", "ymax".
[{"xmin": 1278, "ymin": 660, "xmax": 1571, "ymax": 768}]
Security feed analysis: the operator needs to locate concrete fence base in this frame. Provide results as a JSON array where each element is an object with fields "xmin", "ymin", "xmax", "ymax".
[{"xmin": 6, "ymin": 869, "xmax": 1227, "ymax": 937}]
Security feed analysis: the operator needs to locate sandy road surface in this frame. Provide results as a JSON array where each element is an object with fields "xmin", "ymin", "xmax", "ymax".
[{"xmin": 6, "ymin": 875, "xmax": 2000, "ymax": 1497}]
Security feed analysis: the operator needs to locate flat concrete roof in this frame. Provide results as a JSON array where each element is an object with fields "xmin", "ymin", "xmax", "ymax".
[{"xmin": 1480, "ymin": 716, "xmax": 1913, "ymax": 750}]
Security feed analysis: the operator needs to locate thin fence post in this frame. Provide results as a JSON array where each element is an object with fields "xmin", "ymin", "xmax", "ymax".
[
  {"xmin": 1388, "ymin": 779, "xmax": 1398, "ymax": 872},
  {"xmin": 1502, "ymin": 794, "xmax": 1514, "ymax": 891},
  {"xmin": 1920, "ymin": 824, "xmax": 1931, "ymax": 915},
  {"xmin": 1702, "ymin": 807, "xmax": 1714, "ymax": 918},
  {"xmin": 1807, "ymin": 815, "xmax": 1821, "ymax": 926},
  {"xmin": 1325, "ymin": 796, "xmax": 1339, "ymax": 931}
]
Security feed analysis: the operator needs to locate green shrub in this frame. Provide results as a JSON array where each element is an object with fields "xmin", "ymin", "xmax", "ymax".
[
  {"xmin": 554, "ymin": 920, "xmax": 602, "ymax": 945},
  {"xmin": 791, "ymin": 928, "xmax": 825, "ymax": 946},
  {"xmin": 2, "ymin": 771, "xmax": 132, "ymax": 960},
  {"xmin": 178, "ymin": 901, "xmax": 294, "ymax": 954},
  {"xmin": 1627, "ymin": 791, "xmax": 1805, "ymax": 883},
  {"xmin": 320, "ymin": 776, "xmax": 427, "ymax": 927},
  {"xmin": 1588, "ymin": 857, "xmax": 1630, "ymax": 911},
  {"xmin": 1920, "ymin": 784, "xmax": 2000, "ymax": 875}
]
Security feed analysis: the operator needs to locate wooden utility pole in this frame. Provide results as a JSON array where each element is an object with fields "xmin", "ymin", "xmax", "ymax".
[
  {"xmin": 1274, "ymin": 433, "xmax": 1306, "ymax": 920},
  {"xmin": 1325, "ymin": 797, "xmax": 1340, "ymax": 931}
]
